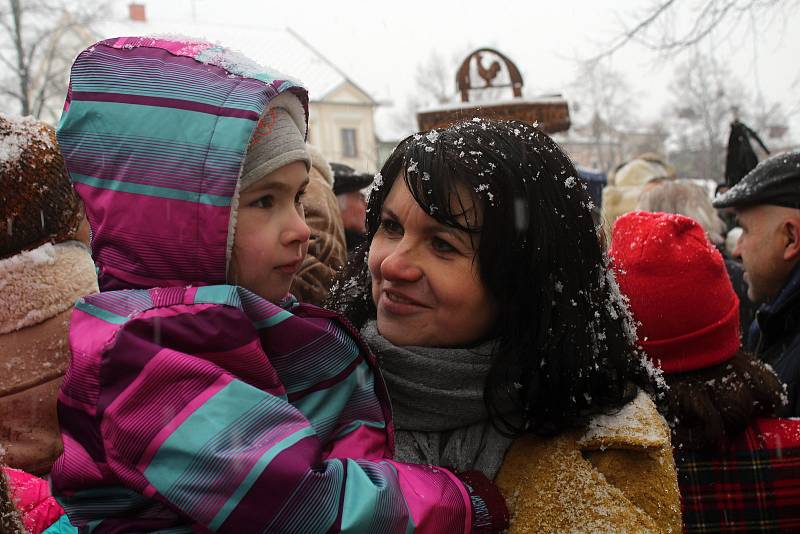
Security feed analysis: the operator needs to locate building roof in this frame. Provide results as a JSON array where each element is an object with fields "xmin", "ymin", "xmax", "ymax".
[{"xmin": 96, "ymin": 17, "xmax": 375, "ymax": 104}]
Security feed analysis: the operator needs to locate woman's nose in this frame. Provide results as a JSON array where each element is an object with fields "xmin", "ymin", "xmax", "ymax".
[{"xmin": 380, "ymin": 242, "xmax": 423, "ymax": 282}]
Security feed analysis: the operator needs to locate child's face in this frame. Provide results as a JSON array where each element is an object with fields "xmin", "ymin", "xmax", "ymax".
[{"xmin": 230, "ymin": 161, "xmax": 310, "ymax": 302}]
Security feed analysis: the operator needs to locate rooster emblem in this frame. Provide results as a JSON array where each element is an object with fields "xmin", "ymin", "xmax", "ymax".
[{"xmin": 476, "ymin": 52, "xmax": 502, "ymax": 87}]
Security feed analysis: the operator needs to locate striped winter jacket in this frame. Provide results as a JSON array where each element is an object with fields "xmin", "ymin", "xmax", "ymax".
[{"xmin": 51, "ymin": 37, "xmax": 472, "ymax": 533}]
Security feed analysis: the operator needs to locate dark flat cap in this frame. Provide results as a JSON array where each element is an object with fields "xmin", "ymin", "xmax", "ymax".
[
  {"xmin": 713, "ymin": 150, "xmax": 800, "ymax": 210},
  {"xmin": 331, "ymin": 162, "xmax": 374, "ymax": 196}
]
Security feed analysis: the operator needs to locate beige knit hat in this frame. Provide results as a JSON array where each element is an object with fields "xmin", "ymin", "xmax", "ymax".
[{"xmin": 240, "ymin": 104, "xmax": 310, "ymax": 191}]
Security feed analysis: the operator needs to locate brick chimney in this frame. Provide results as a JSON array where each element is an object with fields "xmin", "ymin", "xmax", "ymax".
[{"xmin": 128, "ymin": 2, "xmax": 146, "ymax": 22}]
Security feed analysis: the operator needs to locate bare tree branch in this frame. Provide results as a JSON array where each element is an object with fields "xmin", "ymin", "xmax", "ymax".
[
  {"xmin": 662, "ymin": 52, "xmax": 753, "ymax": 179},
  {"xmin": 0, "ymin": 51, "xmax": 18, "ymax": 72},
  {"xmin": 591, "ymin": 0, "xmax": 677, "ymax": 61},
  {"xmin": 592, "ymin": 0, "xmax": 797, "ymax": 61},
  {"xmin": 0, "ymin": 86, "xmax": 23, "ymax": 99},
  {"xmin": 1, "ymin": 0, "xmax": 109, "ymax": 118},
  {"xmin": 567, "ymin": 59, "xmax": 644, "ymax": 171}
]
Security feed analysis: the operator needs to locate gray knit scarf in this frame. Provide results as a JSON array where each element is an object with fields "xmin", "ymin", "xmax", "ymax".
[{"xmin": 361, "ymin": 321, "xmax": 513, "ymax": 479}]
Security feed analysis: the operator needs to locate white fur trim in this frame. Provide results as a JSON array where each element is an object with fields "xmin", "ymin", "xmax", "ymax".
[
  {"xmin": 226, "ymin": 177, "xmax": 242, "ymax": 281},
  {"xmin": 0, "ymin": 241, "xmax": 98, "ymax": 334}
]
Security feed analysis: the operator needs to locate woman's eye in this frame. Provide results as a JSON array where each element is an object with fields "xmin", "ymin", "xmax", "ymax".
[
  {"xmin": 381, "ymin": 218, "xmax": 402, "ymax": 235},
  {"xmin": 252, "ymin": 195, "xmax": 274, "ymax": 209},
  {"xmin": 295, "ymin": 189, "xmax": 307, "ymax": 205},
  {"xmin": 432, "ymin": 237, "xmax": 456, "ymax": 253}
]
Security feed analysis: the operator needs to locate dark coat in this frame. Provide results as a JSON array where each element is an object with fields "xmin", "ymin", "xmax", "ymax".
[
  {"xmin": 725, "ymin": 258, "xmax": 757, "ymax": 336},
  {"xmin": 748, "ymin": 264, "xmax": 800, "ymax": 415}
]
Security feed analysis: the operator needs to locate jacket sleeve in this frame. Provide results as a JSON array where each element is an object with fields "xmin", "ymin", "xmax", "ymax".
[
  {"xmin": 3, "ymin": 466, "xmax": 64, "ymax": 534},
  {"xmin": 90, "ymin": 309, "xmax": 472, "ymax": 533}
]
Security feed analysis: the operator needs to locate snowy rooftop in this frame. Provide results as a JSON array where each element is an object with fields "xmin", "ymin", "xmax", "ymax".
[{"xmin": 96, "ymin": 19, "xmax": 372, "ymax": 103}]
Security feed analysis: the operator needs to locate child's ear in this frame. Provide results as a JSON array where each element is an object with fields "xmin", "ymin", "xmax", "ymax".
[{"xmin": 783, "ymin": 218, "xmax": 800, "ymax": 261}]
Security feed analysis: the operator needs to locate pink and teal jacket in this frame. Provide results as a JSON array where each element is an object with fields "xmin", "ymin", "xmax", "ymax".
[
  {"xmin": 3, "ymin": 467, "xmax": 64, "ymax": 533},
  {"xmin": 52, "ymin": 37, "xmax": 473, "ymax": 533}
]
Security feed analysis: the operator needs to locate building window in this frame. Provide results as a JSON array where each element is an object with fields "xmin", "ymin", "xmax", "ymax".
[{"xmin": 341, "ymin": 128, "xmax": 357, "ymax": 158}]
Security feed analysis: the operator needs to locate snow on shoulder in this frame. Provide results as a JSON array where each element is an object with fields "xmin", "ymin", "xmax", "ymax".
[{"xmin": 578, "ymin": 391, "xmax": 670, "ymax": 450}]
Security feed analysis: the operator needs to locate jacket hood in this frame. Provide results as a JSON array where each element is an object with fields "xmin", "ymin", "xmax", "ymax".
[{"xmin": 58, "ymin": 36, "xmax": 308, "ymax": 291}]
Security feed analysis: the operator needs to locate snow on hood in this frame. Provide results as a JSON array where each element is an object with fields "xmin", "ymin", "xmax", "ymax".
[{"xmin": 58, "ymin": 37, "xmax": 308, "ymax": 291}]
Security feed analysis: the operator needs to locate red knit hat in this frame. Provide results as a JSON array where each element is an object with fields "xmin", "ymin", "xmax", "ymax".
[{"xmin": 610, "ymin": 211, "xmax": 740, "ymax": 374}]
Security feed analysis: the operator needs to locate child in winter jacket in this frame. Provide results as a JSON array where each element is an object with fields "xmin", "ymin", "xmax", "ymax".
[{"xmin": 51, "ymin": 37, "xmax": 506, "ymax": 533}]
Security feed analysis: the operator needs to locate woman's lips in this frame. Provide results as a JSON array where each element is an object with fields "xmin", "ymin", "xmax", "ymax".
[{"xmin": 380, "ymin": 289, "xmax": 429, "ymax": 315}]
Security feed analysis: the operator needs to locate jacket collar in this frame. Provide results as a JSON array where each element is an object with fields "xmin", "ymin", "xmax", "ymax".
[
  {"xmin": 749, "ymin": 263, "xmax": 800, "ymax": 347},
  {"xmin": 759, "ymin": 263, "xmax": 800, "ymax": 322},
  {"xmin": 578, "ymin": 391, "xmax": 670, "ymax": 450}
]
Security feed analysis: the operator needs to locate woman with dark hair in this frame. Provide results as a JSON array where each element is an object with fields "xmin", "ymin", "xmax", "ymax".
[
  {"xmin": 611, "ymin": 210, "xmax": 800, "ymax": 532},
  {"xmin": 329, "ymin": 119, "xmax": 682, "ymax": 532}
]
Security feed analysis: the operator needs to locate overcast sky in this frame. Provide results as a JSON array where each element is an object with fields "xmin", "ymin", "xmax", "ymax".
[{"xmin": 114, "ymin": 0, "xmax": 800, "ymax": 140}]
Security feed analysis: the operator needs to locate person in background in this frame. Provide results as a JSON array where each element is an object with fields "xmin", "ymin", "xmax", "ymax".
[
  {"xmin": 0, "ymin": 114, "xmax": 98, "ymax": 476},
  {"xmin": 612, "ymin": 210, "xmax": 800, "ymax": 533},
  {"xmin": 713, "ymin": 151, "xmax": 800, "ymax": 415},
  {"xmin": 637, "ymin": 178, "xmax": 758, "ymax": 334},
  {"xmin": 331, "ymin": 162, "xmax": 373, "ymax": 254},
  {"xmin": 601, "ymin": 152, "xmax": 676, "ymax": 240},
  {"xmin": 715, "ymin": 183, "xmax": 738, "ymax": 234},
  {"xmin": 289, "ymin": 144, "xmax": 346, "ymax": 305}
]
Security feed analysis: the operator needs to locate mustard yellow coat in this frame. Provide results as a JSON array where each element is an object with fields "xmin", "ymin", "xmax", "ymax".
[{"xmin": 496, "ymin": 392, "xmax": 682, "ymax": 533}]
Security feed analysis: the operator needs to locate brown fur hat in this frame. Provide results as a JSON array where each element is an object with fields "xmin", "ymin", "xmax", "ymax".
[{"xmin": 0, "ymin": 114, "xmax": 80, "ymax": 259}]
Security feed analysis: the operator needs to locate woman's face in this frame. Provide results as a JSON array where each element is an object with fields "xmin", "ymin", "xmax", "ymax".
[{"xmin": 368, "ymin": 177, "xmax": 498, "ymax": 347}]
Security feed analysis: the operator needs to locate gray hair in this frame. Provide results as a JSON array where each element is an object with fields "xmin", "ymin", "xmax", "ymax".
[{"xmin": 636, "ymin": 179, "xmax": 726, "ymax": 245}]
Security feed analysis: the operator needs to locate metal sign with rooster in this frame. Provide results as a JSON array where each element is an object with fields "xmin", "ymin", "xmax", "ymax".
[{"xmin": 417, "ymin": 48, "xmax": 570, "ymax": 133}]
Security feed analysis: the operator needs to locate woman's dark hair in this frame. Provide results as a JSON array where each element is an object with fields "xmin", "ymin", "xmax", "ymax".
[
  {"xmin": 665, "ymin": 350, "xmax": 784, "ymax": 451},
  {"xmin": 327, "ymin": 119, "xmax": 661, "ymax": 437}
]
